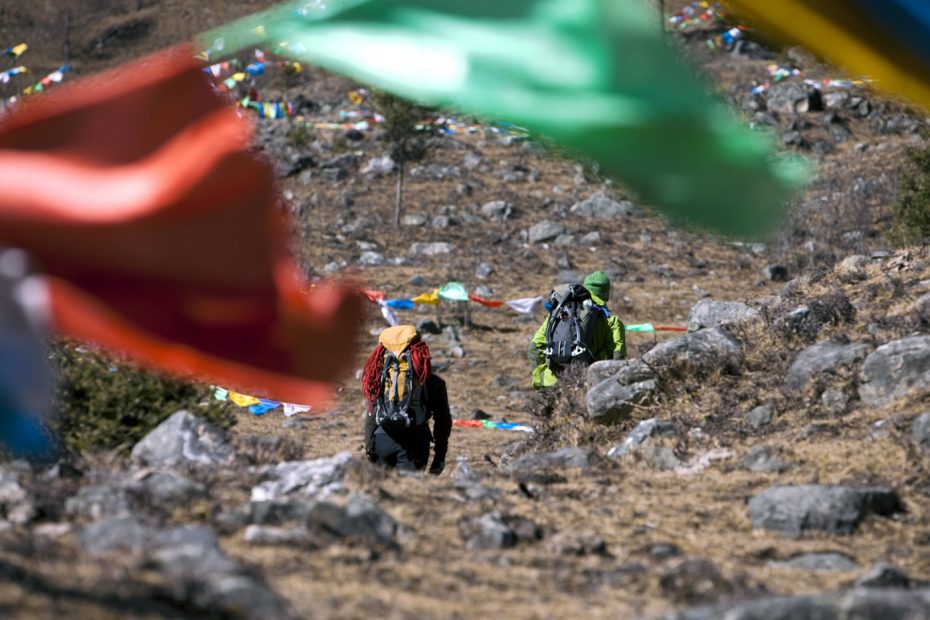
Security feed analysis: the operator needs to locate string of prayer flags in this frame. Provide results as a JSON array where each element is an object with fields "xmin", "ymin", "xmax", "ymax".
[
  {"xmin": 452, "ymin": 419, "xmax": 535, "ymax": 433},
  {"xmin": 0, "ymin": 67, "xmax": 27, "ymax": 84},
  {"xmin": 22, "ymin": 65, "xmax": 69, "ymax": 96},
  {"xmin": 2, "ymin": 44, "xmax": 27, "ymax": 58},
  {"xmin": 213, "ymin": 385, "xmax": 311, "ymax": 416},
  {"xmin": 0, "ymin": 44, "xmax": 362, "ymax": 406},
  {"xmin": 204, "ymin": 0, "xmax": 810, "ymax": 237},
  {"xmin": 625, "ymin": 323, "xmax": 689, "ymax": 333}
]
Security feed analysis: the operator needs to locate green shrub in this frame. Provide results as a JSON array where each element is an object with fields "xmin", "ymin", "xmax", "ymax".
[
  {"xmin": 50, "ymin": 341, "xmax": 236, "ymax": 455},
  {"xmin": 890, "ymin": 143, "xmax": 930, "ymax": 246}
]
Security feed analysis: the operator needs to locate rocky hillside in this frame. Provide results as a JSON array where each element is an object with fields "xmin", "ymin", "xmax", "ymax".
[{"xmin": 2, "ymin": 1, "xmax": 930, "ymax": 619}]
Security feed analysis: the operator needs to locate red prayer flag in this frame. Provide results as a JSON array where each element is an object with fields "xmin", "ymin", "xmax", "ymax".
[
  {"xmin": 0, "ymin": 44, "xmax": 361, "ymax": 405},
  {"xmin": 467, "ymin": 293, "xmax": 504, "ymax": 308}
]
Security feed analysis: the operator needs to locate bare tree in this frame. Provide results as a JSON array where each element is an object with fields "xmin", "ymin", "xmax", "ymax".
[{"xmin": 371, "ymin": 91, "xmax": 432, "ymax": 226}]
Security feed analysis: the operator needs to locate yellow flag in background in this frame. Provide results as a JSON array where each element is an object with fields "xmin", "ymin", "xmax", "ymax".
[
  {"xmin": 228, "ymin": 391, "xmax": 260, "ymax": 407},
  {"xmin": 411, "ymin": 290, "xmax": 441, "ymax": 305},
  {"xmin": 725, "ymin": 0, "xmax": 930, "ymax": 110}
]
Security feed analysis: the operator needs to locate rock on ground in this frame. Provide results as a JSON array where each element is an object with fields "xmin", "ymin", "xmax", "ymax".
[
  {"xmin": 745, "ymin": 404, "xmax": 775, "ymax": 429},
  {"xmin": 569, "ymin": 191, "xmax": 636, "ymax": 219},
  {"xmin": 687, "ymin": 300, "xmax": 760, "ymax": 332},
  {"xmin": 130, "ymin": 410, "xmax": 235, "ymax": 469},
  {"xmin": 608, "ymin": 418, "xmax": 677, "ymax": 458},
  {"xmin": 528, "ymin": 220, "xmax": 565, "ymax": 244},
  {"xmin": 739, "ymin": 445, "xmax": 788, "ymax": 473},
  {"xmin": 667, "ymin": 588, "xmax": 930, "ymax": 620},
  {"xmin": 80, "ymin": 516, "xmax": 293, "ymax": 617},
  {"xmin": 748, "ymin": 485, "xmax": 903, "ymax": 537},
  {"xmin": 409, "ymin": 242, "xmax": 455, "ymax": 256},
  {"xmin": 771, "ymin": 552, "xmax": 859, "ymax": 571},
  {"xmin": 913, "ymin": 413, "xmax": 930, "ymax": 452},
  {"xmin": 859, "ymin": 336, "xmax": 930, "ymax": 406},
  {"xmin": 507, "ymin": 447, "xmax": 599, "ymax": 473},
  {"xmin": 784, "ymin": 341, "xmax": 872, "ymax": 392},
  {"xmin": 586, "ymin": 379, "xmax": 658, "ymax": 425},
  {"xmin": 642, "ymin": 328, "xmax": 743, "ymax": 378},
  {"xmin": 251, "ymin": 452, "xmax": 352, "ymax": 502},
  {"xmin": 586, "ymin": 359, "xmax": 656, "ymax": 388}
]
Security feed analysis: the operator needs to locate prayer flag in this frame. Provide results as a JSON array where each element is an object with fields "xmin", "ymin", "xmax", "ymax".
[
  {"xmin": 0, "ymin": 45, "xmax": 361, "ymax": 405},
  {"xmin": 725, "ymin": 0, "xmax": 930, "ymax": 111}
]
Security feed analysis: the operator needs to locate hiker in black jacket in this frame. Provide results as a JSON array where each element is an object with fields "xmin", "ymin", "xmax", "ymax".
[{"xmin": 360, "ymin": 325, "xmax": 451, "ymax": 474}]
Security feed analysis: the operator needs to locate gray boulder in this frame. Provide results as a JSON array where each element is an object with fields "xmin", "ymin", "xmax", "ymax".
[
  {"xmin": 480, "ymin": 200, "xmax": 513, "ymax": 221},
  {"xmin": 569, "ymin": 191, "xmax": 636, "ymax": 219},
  {"xmin": 586, "ymin": 379, "xmax": 658, "ymax": 425},
  {"xmin": 528, "ymin": 220, "xmax": 565, "ymax": 244},
  {"xmin": 784, "ymin": 342, "xmax": 872, "ymax": 392},
  {"xmin": 767, "ymin": 81, "xmax": 818, "ymax": 114},
  {"xmin": 79, "ymin": 515, "xmax": 153, "ymax": 555},
  {"xmin": 855, "ymin": 563, "xmax": 925, "ymax": 589},
  {"xmin": 836, "ymin": 254, "xmax": 869, "ymax": 282},
  {"xmin": 739, "ymin": 445, "xmax": 788, "ymax": 473},
  {"xmin": 859, "ymin": 336, "xmax": 930, "ymax": 406},
  {"xmin": 361, "ymin": 155, "xmax": 395, "ymax": 176},
  {"xmin": 772, "ymin": 552, "xmax": 858, "ymax": 571},
  {"xmin": 462, "ymin": 512, "xmax": 517, "ymax": 551},
  {"xmin": 248, "ymin": 498, "xmax": 318, "ymax": 526},
  {"xmin": 251, "ymin": 452, "xmax": 352, "ymax": 502},
  {"xmin": 748, "ymin": 485, "xmax": 903, "ymax": 537},
  {"xmin": 586, "ymin": 359, "xmax": 656, "ymax": 388},
  {"xmin": 745, "ymin": 404, "xmax": 775, "ymax": 429},
  {"xmin": 129, "ymin": 471, "xmax": 207, "ymax": 507},
  {"xmin": 66, "ymin": 484, "xmax": 132, "ymax": 520},
  {"xmin": 0, "ymin": 471, "xmax": 36, "ymax": 525},
  {"xmin": 642, "ymin": 328, "xmax": 743, "ymax": 378},
  {"xmin": 666, "ymin": 589, "xmax": 930, "ymax": 620},
  {"xmin": 607, "ymin": 418, "xmax": 678, "ymax": 459},
  {"xmin": 687, "ymin": 300, "xmax": 760, "ymax": 332},
  {"xmin": 409, "ymin": 242, "xmax": 454, "ymax": 256},
  {"xmin": 305, "ymin": 494, "xmax": 400, "ymax": 549},
  {"xmin": 130, "ymin": 410, "xmax": 235, "ymax": 469},
  {"xmin": 508, "ymin": 447, "xmax": 598, "ymax": 472},
  {"xmin": 244, "ymin": 525, "xmax": 311, "ymax": 546},
  {"xmin": 358, "ymin": 251, "xmax": 385, "ymax": 266},
  {"xmin": 913, "ymin": 413, "xmax": 930, "ymax": 452}
]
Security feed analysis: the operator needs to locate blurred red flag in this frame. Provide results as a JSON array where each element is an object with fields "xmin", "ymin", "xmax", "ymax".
[{"xmin": 0, "ymin": 45, "xmax": 361, "ymax": 405}]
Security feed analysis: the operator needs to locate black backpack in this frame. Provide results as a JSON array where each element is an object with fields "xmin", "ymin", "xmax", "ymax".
[
  {"xmin": 375, "ymin": 348, "xmax": 428, "ymax": 431},
  {"xmin": 543, "ymin": 283, "xmax": 600, "ymax": 371}
]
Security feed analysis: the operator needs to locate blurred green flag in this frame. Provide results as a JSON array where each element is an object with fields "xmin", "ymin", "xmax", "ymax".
[{"xmin": 204, "ymin": 0, "xmax": 809, "ymax": 236}]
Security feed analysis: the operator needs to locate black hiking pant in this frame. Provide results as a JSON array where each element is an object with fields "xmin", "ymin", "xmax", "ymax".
[{"xmin": 372, "ymin": 425, "xmax": 431, "ymax": 471}]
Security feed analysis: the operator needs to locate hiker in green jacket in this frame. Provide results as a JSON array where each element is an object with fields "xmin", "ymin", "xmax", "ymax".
[{"xmin": 528, "ymin": 271, "xmax": 626, "ymax": 388}]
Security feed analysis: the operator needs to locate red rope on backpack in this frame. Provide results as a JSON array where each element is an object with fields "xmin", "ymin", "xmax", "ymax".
[{"xmin": 361, "ymin": 339, "xmax": 431, "ymax": 401}]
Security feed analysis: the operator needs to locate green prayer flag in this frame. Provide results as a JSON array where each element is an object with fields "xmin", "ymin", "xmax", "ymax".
[
  {"xmin": 203, "ymin": 0, "xmax": 810, "ymax": 236},
  {"xmin": 438, "ymin": 282, "xmax": 469, "ymax": 302},
  {"xmin": 625, "ymin": 323, "xmax": 656, "ymax": 333}
]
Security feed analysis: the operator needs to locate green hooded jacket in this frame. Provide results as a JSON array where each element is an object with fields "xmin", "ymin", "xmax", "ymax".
[{"xmin": 527, "ymin": 291, "xmax": 626, "ymax": 388}]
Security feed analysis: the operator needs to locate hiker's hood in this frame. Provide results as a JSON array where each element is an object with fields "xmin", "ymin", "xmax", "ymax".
[
  {"xmin": 379, "ymin": 325, "xmax": 418, "ymax": 355},
  {"xmin": 583, "ymin": 271, "xmax": 610, "ymax": 302}
]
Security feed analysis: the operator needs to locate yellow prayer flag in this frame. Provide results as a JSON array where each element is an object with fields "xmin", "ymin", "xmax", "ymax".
[
  {"xmin": 411, "ymin": 289, "xmax": 440, "ymax": 305},
  {"xmin": 11, "ymin": 44, "xmax": 27, "ymax": 57},
  {"xmin": 232, "ymin": 72, "xmax": 247, "ymax": 82},
  {"xmin": 228, "ymin": 391, "xmax": 260, "ymax": 407}
]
